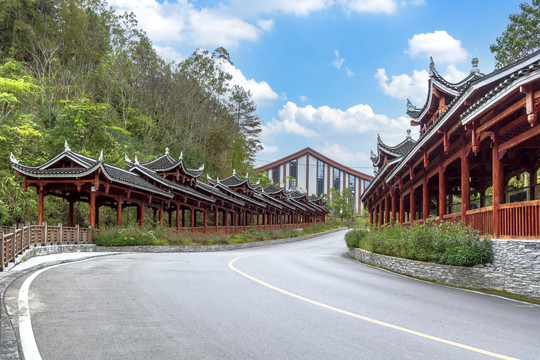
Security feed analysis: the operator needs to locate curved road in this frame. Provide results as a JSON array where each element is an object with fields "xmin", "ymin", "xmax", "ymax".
[{"xmin": 10, "ymin": 230, "xmax": 540, "ymax": 359}]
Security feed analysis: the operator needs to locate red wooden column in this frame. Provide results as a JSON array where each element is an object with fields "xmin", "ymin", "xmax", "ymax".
[
  {"xmin": 89, "ymin": 189, "xmax": 96, "ymax": 227},
  {"xmin": 176, "ymin": 203, "xmax": 180, "ymax": 229},
  {"xmin": 391, "ymin": 188, "xmax": 396, "ymax": 223},
  {"xmin": 243, "ymin": 209, "xmax": 246, "ymax": 228},
  {"xmin": 423, "ymin": 176, "xmax": 429, "ymax": 221},
  {"xmin": 225, "ymin": 210, "xmax": 229, "ymax": 232},
  {"xmin": 384, "ymin": 196, "xmax": 390, "ymax": 224},
  {"xmin": 38, "ymin": 188, "xmax": 44, "ymax": 225},
  {"xmin": 159, "ymin": 206, "xmax": 164, "ymax": 225},
  {"xmin": 399, "ymin": 192, "xmax": 404, "ymax": 223},
  {"xmin": 139, "ymin": 204, "xmax": 144, "ymax": 228},
  {"xmin": 439, "ymin": 165, "xmax": 446, "ymax": 218},
  {"xmin": 190, "ymin": 207, "xmax": 194, "ymax": 231},
  {"xmin": 531, "ymin": 168, "xmax": 537, "ymax": 200},
  {"xmin": 203, "ymin": 209, "xmax": 207, "ymax": 231},
  {"xmin": 116, "ymin": 198, "xmax": 122, "ymax": 227},
  {"xmin": 215, "ymin": 208, "xmax": 219, "ymax": 230},
  {"xmin": 68, "ymin": 199, "xmax": 74, "ymax": 227},
  {"xmin": 410, "ymin": 188, "xmax": 415, "ymax": 221},
  {"xmin": 461, "ymin": 147, "xmax": 470, "ymax": 224},
  {"xmin": 492, "ymin": 132, "xmax": 504, "ymax": 237}
]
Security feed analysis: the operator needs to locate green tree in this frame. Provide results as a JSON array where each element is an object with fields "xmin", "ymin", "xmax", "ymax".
[
  {"xmin": 490, "ymin": 0, "xmax": 540, "ymax": 68},
  {"xmin": 228, "ymin": 85, "xmax": 262, "ymax": 163}
]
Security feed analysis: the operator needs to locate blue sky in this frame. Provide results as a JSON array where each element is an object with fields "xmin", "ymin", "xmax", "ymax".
[{"xmin": 109, "ymin": 0, "xmax": 521, "ymax": 175}]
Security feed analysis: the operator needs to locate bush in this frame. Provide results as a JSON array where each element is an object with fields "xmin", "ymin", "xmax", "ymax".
[
  {"xmin": 94, "ymin": 226, "xmax": 164, "ymax": 246},
  {"xmin": 349, "ymin": 220, "xmax": 492, "ymax": 267},
  {"xmin": 345, "ymin": 228, "xmax": 368, "ymax": 248}
]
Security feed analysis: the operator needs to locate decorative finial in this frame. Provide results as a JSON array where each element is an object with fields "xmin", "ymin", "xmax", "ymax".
[
  {"xmin": 406, "ymin": 98, "xmax": 415, "ymax": 111},
  {"xmin": 98, "ymin": 150, "xmax": 103, "ymax": 162},
  {"xmin": 429, "ymin": 56, "xmax": 436, "ymax": 76},
  {"xmin": 470, "ymin": 58, "xmax": 480, "ymax": 74},
  {"xmin": 217, "ymin": 176, "xmax": 220, "ymax": 183},
  {"xmin": 9, "ymin": 152, "xmax": 19, "ymax": 164},
  {"xmin": 206, "ymin": 174, "xmax": 211, "ymax": 181},
  {"xmin": 406, "ymin": 129, "xmax": 412, "ymax": 139},
  {"xmin": 245, "ymin": 172, "xmax": 249, "ymax": 179},
  {"xmin": 377, "ymin": 134, "xmax": 382, "ymax": 143},
  {"xmin": 165, "ymin": 147, "xmax": 169, "ymax": 155},
  {"xmin": 233, "ymin": 169, "xmax": 236, "ymax": 175},
  {"xmin": 179, "ymin": 151, "xmax": 183, "ymax": 160},
  {"xmin": 64, "ymin": 140, "xmax": 70, "ymax": 152},
  {"xmin": 135, "ymin": 155, "xmax": 140, "ymax": 165},
  {"xmin": 199, "ymin": 164, "xmax": 204, "ymax": 170},
  {"xmin": 125, "ymin": 154, "xmax": 131, "ymax": 163}
]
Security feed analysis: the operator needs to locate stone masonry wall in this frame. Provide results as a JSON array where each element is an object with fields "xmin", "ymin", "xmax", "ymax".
[{"xmin": 348, "ymin": 239, "xmax": 540, "ymax": 301}]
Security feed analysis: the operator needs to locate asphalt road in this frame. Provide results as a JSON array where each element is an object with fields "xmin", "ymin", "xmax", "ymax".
[{"xmin": 7, "ymin": 230, "xmax": 540, "ymax": 359}]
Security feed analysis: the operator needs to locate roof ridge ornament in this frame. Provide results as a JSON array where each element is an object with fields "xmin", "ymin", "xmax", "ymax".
[
  {"xmin": 165, "ymin": 147, "xmax": 169, "ymax": 155},
  {"xmin": 179, "ymin": 151, "xmax": 183, "ymax": 161},
  {"xmin": 64, "ymin": 140, "xmax": 70, "ymax": 152},
  {"xmin": 135, "ymin": 155, "xmax": 140, "ymax": 165},
  {"xmin": 245, "ymin": 172, "xmax": 249, "ymax": 179},
  {"xmin": 429, "ymin": 56, "xmax": 436, "ymax": 76},
  {"xmin": 470, "ymin": 57, "xmax": 480, "ymax": 74},
  {"xmin": 125, "ymin": 154, "xmax": 131, "ymax": 163},
  {"xmin": 199, "ymin": 164, "xmax": 204, "ymax": 171},
  {"xmin": 98, "ymin": 150, "xmax": 103, "ymax": 162},
  {"xmin": 232, "ymin": 169, "xmax": 236, "ymax": 175},
  {"xmin": 217, "ymin": 176, "xmax": 220, "ymax": 184},
  {"xmin": 406, "ymin": 129, "xmax": 412, "ymax": 139},
  {"xmin": 9, "ymin": 152, "xmax": 19, "ymax": 164}
]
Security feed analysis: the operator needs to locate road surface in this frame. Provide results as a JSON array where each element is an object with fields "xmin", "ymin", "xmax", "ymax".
[{"xmin": 7, "ymin": 230, "xmax": 540, "ymax": 359}]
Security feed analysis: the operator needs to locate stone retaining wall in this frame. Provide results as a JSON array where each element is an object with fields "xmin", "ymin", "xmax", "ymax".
[
  {"xmin": 348, "ymin": 238, "xmax": 540, "ymax": 301},
  {"xmin": 7, "ymin": 244, "xmax": 98, "ymax": 271}
]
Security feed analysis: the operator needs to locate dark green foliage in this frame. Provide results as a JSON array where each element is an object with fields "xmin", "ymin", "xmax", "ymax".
[
  {"xmin": 490, "ymin": 0, "xmax": 540, "ymax": 68},
  {"xmin": 344, "ymin": 228, "xmax": 368, "ymax": 248},
  {"xmin": 0, "ymin": 0, "xmax": 264, "ymax": 225},
  {"xmin": 94, "ymin": 226, "xmax": 165, "ymax": 246},
  {"xmin": 347, "ymin": 220, "xmax": 493, "ymax": 267}
]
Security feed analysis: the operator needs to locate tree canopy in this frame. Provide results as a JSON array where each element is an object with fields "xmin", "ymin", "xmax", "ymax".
[
  {"xmin": 490, "ymin": 0, "xmax": 540, "ymax": 68},
  {"xmin": 0, "ymin": 0, "xmax": 264, "ymax": 225}
]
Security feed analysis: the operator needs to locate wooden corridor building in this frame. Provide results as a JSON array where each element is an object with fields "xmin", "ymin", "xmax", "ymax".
[
  {"xmin": 10, "ymin": 145, "xmax": 328, "ymax": 233},
  {"xmin": 362, "ymin": 51, "xmax": 540, "ymax": 239}
]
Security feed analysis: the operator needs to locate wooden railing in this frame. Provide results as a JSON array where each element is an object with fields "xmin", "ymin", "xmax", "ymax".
[
  {"xmin": 499, "ymin": 200, "xmax": 540, "ymax": 238},
  {"xmin": 1, "ymin": 223, "xmax": 93, "ymax": 271},
  {"xmin": 442, "ymin": 212, "xmax": 461, "ymax": 221},
  {"xmin": 466, "ymin": 206, "xmax": 493, "ymax": 235}
]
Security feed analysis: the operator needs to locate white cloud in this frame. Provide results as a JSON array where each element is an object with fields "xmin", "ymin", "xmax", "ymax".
[
  {"xmin": 300, "ymin": 95, "xmax": 308, "ymax": 102},
  {"xmin": 228, "ymin": 0, "xmax": 333, "ymax": 16},
  {"xmin": 333, "ymin": 49, "xmax": 345, "ymax": 70},
  {"xmin": 263, "ymin": 101, "xmax": 411, "ymax": 138},
  {"xmin": 256, "ymin": 19, "xmax": 275, "ymax": 32},
  {"xmin": 153, "ymin": 45, "xmax": 184, "ymax": 64},
  {"xmin": 221, "ymin": 62, "xmax": 280, "ymax": 106},
  {"xmin": 340, "ymin": 0, "xmax": 398, "ymax": 14},
  {"xmin": 443, "ymin": 65, "xmax": 468, "ymax": 83},
  {"xmin": 188, "ymin": 9, "xmax": 263, "ymax": 48},
  {"xmin": 405, "ymin": 30, "xmax": 468, "ymax": 63},
  {"xmin": 345, "ymin": 67, "xmax": 355, "ymax": 77},
  {"xmin": 319, "ymin": 143, "xmax": 371, "ymax": 165},
  {"xmin": 375, "ymin": 68, "xmax": 429, "ymax": 104}
]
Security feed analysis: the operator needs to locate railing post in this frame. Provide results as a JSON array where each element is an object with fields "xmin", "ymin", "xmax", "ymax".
[
  {"xmin": 42, "ymin": 222, "xmax": 48, "ymax": 245},
  {"xmin": 0, "ymin": 232, "xmax": 4, "ymax": 271},
  {"xmin": 10, "ymin": 226, "xmax": 16, "ymax": 261},
  {"xmin": 58, "ymin": 223, "xmax": 63, "ymax": 244},
  {"xmin": 25, "ymin": 222, "xmax": 30, "ymax": 249}
]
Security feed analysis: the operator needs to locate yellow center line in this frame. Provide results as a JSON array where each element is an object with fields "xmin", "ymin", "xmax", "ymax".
[{"xmin": 228, "ymin": 255, "xmax": 519, "ymax": 360}]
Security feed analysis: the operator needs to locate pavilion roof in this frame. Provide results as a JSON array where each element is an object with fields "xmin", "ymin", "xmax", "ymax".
[
  {"xmin": 370, "ymin": 130, "xmax": 416, "ymax": 166},
  {"xmin": 207, "ymin": 170, "xmax": 259, "ymax": 190},
  {"xmin": 126, "ymin": 148, "xmax": 204, "ymax": 178},
  {"xmin": 10, "ymin": 147, "xmax": 173, "ymax": 198},
  {"xmin": 262, "ymin": 183, "xmax": 284, "ymax": 195}
]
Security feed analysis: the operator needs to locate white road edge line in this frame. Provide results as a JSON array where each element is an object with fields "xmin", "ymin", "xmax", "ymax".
[{"xmin": 18, "ymin": 258, "xmax": 101, "ymax": 360}]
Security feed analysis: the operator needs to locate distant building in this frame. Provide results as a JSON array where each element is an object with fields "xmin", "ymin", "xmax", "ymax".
[{"xmin": 256, "ymin": 147, "xmax": 373, "ymax": 214}]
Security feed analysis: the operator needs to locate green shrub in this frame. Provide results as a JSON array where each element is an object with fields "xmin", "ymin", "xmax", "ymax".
[
  {"xmin": 94, "ymin": 226, "xmax": 162, "ymax": 246},
  {"xmin": 352, "ymin": 220, "xmax": 492, "ymax": 267},
  {"xmin": 345, "ymin": 228, "xmax": 368, "ymax": 248}
]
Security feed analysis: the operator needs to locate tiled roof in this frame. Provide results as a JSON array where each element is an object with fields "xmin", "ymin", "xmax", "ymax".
[
  {"xmin": 196, "ymin": 182, "xmax": 245, "ymax": 206},
  {"xmin": 127, "ymin": 150, "xmax": 204, "ymax": 178},
  {"xmin": 262, "ymin": 183, "xmax": 283, "ymax": 195}
]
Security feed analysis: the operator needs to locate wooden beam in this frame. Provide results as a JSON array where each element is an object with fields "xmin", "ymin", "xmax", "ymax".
[
  {"xmin": 477, "ymin": 97, "xmax": 526, "ymax": 133},
  {"xmin": 499, "ymin": 122, "xmax": 540, "ymax": 158}
]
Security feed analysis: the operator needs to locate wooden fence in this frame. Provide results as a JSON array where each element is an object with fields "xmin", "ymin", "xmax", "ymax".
[
  {"xmin": 499, "ymin": 200, "xmax": 540, "ymax": 238},
  {"xmin": 466, "ymin": 206, "xmax": 493, "ymax": 235},
  {"xmin": 1, "ymin": 223, "xmax": 93, "ymax": 271},
  {"xmin": 176, "ymin": 223, "xmax": 311, "ymax": 234}
]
